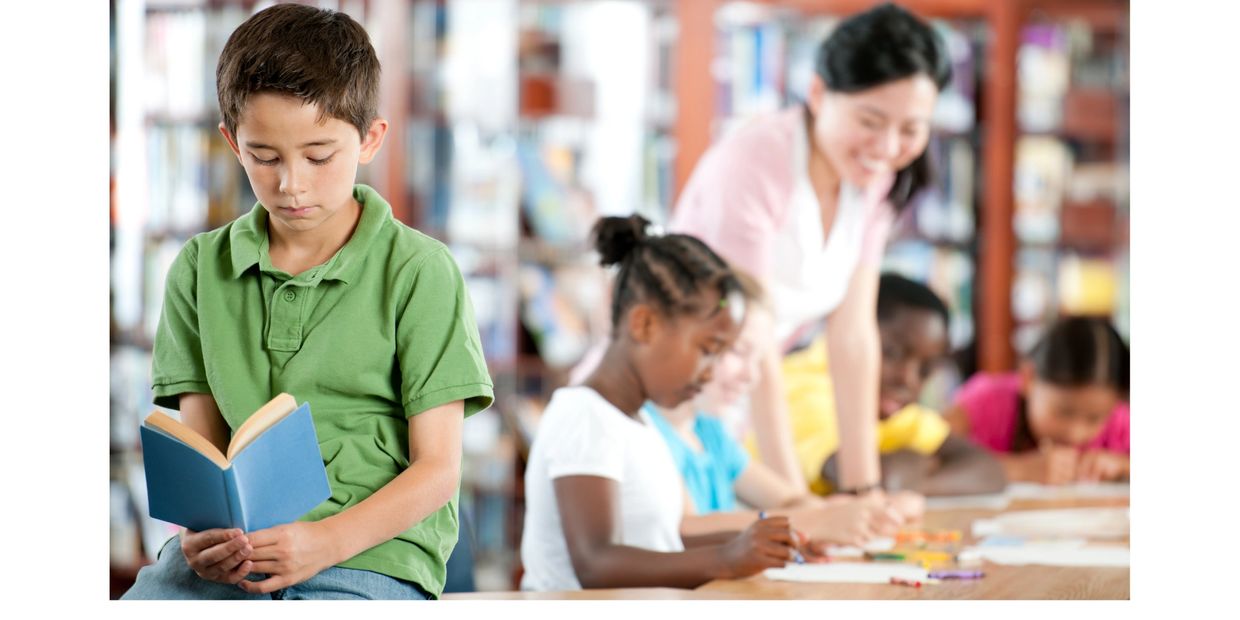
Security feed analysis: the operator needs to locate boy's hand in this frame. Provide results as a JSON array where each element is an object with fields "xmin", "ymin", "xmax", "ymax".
[
  {"xmin": 1040, "ymin": 441, "xmax": 1080, "ymax": 485},
  {"xmin": 1076, "ymin": 450, "xmax": 1128, "ymax": 482},
  {"xmin": 716, "ymin": 516, "xmax": 798, "ymax": 578},
  {"xmin": 238, "ymin": 521, "xmax": 341, "ymax": 594},
  {"xmin": 181, "ymin": 528, "xmax": 253, "ymax": 585}
]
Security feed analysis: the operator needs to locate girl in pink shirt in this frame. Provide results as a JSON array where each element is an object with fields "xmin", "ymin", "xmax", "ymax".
[{"xmin": 946, "ymin": 317, "xmax": 1130, "ymax": 484}]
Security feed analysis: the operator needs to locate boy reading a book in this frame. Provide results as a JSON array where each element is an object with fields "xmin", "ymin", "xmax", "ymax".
[{"xmin": 122, "ymin": 4, "xmax": 493, "ymax": 600}]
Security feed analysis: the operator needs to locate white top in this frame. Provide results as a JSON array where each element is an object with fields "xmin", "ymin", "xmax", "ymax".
[
  {"xmin": 766, "ymin": 116, "xmax": 869, "ymax": 347},
  {"xmin": 519, "ymin": 386, "xmax": 686, "ymax": 591}
]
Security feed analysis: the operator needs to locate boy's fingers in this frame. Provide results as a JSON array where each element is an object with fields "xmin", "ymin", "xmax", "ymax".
[
  {"xmin": 185, "ymin": 528, "xmax": 242, "ymax": 554},
  {"xmin": 239, "ymin": 573, "xmax": 289, "ymax": 595},
  {"xmin": 199, "ymin": 536, "xmax": 249, "ymax": 567},
  {"xmin": 224, "ymin": 560, "xmax": 254, "ymax": 585}
]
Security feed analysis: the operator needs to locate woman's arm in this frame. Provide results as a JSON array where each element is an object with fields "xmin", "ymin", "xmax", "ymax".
[
  {"xmin": 241, "ymin": 401, "xmax": 465, "ymax": 594},
  {"xmin": 824, "ymin": 264, "xmax": 883, "ymax": 491},
  {"xmin": 734, "ymin": 461, "xmax": 820, "ymax": 510},
  {"xmin": 750, "ymin": 342, "xmax": 808, "ymax": 490},
  {"xmin": 555, "ymin": 475, "xmax": 791, "ymax": 589}
]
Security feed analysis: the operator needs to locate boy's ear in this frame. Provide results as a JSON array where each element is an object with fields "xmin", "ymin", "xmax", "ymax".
[
  {"xmin": 358, "ymin": 117, "xmax": 389, "ymax": 164},
  {"xmin": 218, "ymin": 123, "xmax": 242, "ymax": 162},
  {"xmin": 626, "ymin": 303, "xmax": 659, "ymax": 345}
]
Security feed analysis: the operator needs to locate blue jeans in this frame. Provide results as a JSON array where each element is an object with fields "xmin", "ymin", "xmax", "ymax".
[{"xmin": 121, "ymin": 536, "xmax": 430, "ymax": 600}]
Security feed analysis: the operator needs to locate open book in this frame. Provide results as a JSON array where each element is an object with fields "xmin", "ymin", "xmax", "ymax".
[{"xmin": 139, "ymin": 393, "xmax": 331, "ymax": 533}]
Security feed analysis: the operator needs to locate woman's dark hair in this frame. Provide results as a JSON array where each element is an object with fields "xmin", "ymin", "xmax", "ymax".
[
  {"xmin": 814, "ymin": 2, "xmax": 952, "ymax": 211},
  {"xmin": 1028, "ymin": 316, "xmax": 1130, "ymax": 396},
  {"xmin": 877, "ymin": 273, "xmax": 950, "ymax": 329},
  {"xmin": 592, "ymin": 214, "xmax": 742, "ymax": 331}
]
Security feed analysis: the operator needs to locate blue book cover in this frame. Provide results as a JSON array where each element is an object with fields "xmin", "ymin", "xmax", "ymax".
[{"xmin": 140, "ymin": 394, "xmax": 331, "ymax": 532}]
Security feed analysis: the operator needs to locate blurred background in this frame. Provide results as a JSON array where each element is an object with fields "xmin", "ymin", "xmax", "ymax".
[{"xmin": 109, "ymin": 0, "xmax": 1129, "ymax": 596}]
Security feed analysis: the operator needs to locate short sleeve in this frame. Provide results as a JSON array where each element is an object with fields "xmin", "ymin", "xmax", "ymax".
[
  {"xmin": 397, "ymin": 248, "xmax": 494, "ymax": 418},
  {"xmin": 1090, "ymin": 402, "xmax": 1130, "ymax": 455},
  {"xmin": 151, "ymin": 239, "xmax": 211, "ymax": 410},
  {"xmin": 703, "ymin": 417, "xmax": 750, "ymax": 483},
  {"xmin": 670, "ymin": 117, "xmax": 793, "ymax": 280},
  {"xmin": 952, "ymin": 373, "xmax": 1019, "ymax": 452},
  {"xmin": 904, "ymin": 406, "xmax": 951, "ymax": 455},
  {"xmin": 542, "ymin": 400, "xmax": 626, "ymax": 482}
]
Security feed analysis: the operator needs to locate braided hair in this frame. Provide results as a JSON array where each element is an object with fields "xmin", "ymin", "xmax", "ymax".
[{"xmin": 592, "ymin": 214, "xmax": 744, "ymax": 332}]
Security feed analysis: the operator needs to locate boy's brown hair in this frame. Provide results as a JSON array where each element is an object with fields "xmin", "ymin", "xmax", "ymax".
[{"xmin": 216, "ymin": 3, "xmax": 380, "ymax": 139}]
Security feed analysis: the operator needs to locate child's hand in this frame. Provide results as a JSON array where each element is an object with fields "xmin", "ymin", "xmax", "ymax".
[
  {"xmin": 807, "ymin": 494, "xmax": 905, "ymax": 546},
  {"xmin": 237, "ymin": 521, "xmax": 341, "ymax": 595},
  {"xmin": 885, "ymin": 490, "xmax": 926, "ymax": 522},
  {"xmin": 1076, "ymin": 450, "xmax": 1128, "ymax": 482},
  {"xmin": 716, "ymin": 516, "xmax": 798, "ymax": 578},
  {"xmin": 1040, "ymin": 441, "xmax": 1080, "ymax": 485},
  {"xmin": 180, "ymin": 528, "xmax": 253, "ymax": 585}
]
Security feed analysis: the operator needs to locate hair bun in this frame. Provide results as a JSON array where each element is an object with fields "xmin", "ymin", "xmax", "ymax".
[{"xmin": 591, "ymin": 214, "xmax": 652, "ymax": 267}]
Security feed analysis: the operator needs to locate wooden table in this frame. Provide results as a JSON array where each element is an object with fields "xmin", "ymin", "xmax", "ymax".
[
  {"xmin": 445, "ymin": 587, "xmax": 749, "ymax": 600},
  {"xmin": 445, "ymin": 494, "xmax": 1129, "ymax": 600},
  {"xmin": 696, "ymin": 496, "xmax": 1130, "ymax": 600}
]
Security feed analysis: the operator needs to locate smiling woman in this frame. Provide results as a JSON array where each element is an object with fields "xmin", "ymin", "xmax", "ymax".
[{"xmin": 669, "ymin": 3, "xmax": 952, "ymax": 498}]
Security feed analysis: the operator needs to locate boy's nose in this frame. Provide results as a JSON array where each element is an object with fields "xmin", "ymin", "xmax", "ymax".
[{"xmin": 280, "ymin": 165, "xmax": 307, "ymax": 196}]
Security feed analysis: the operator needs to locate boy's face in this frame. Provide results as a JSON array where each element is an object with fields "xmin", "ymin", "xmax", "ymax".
[
  {"xmin": 219, "ymin": 93, "xmax": 387, "ymax": 237},
  {"xmin": 877, "ymin": 306, "xmax": 949, "ymax": 419}
]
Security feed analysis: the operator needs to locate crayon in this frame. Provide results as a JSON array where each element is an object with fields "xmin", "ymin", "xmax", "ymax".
[{"xmin": 928, "ymin": 570, "xmax": 985, "ymax": 580}]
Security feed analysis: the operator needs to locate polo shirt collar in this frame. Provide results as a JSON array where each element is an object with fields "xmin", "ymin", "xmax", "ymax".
[{"xmin": 228, "ymin": 184, "xmax": 392, "ymax": 283}]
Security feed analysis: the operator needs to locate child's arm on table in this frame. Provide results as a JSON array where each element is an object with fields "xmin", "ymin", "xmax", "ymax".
[
  {"xmin": 916, "ymin": 434, "xmax": 1007, "ymax": 496},
  {"xmin": 995, "ymin": 442, "xmax": 1079, "ymax": 485},
  {"xmin": 682, "ymin": 468, "xmax": 904, "ymax": 547},
  {"xmin": 555, "ymin": 475, "xmax": 793, "ymax": 588},
  {"xmin": 177, "ymin": 393, "xmax": 255, "ymax": 585},
  {"xmin": 239, "ymin": 400, "xmax": 465, "ymax": 594}
]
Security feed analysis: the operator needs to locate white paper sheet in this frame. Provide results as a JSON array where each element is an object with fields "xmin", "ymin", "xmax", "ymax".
[
  {"xmin": 924, "ymin": 492, "xmax": 1012, "ymax": 511},
  {"xmin": 1006, "ymin": 482, "xmax": 1130, "ymax": 500},
  {"xmin": 972, "ymin": 507, "xmax": 1129, "ymax": 540},
  {"xmin": 765, "ymin": 562, "xmax": 930, "ymax": 584},
  {"xmin": 923, "ymin": 483, "xmax": 1129, "ymax": 512},
  {"xmin": 964, "ymin": 545, "xmax": 1129, "ymax": 567}
]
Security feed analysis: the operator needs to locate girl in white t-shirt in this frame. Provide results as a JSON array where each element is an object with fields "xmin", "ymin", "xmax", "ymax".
[{"xmin": 520, "ymin": 215, "xmax": 803, "ymax": 592}]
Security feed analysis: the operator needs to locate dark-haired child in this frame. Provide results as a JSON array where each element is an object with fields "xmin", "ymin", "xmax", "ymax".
[
  {"xmin": 519, "ymin": 215, "xmax": 802, "ymax": 591},
  {"xmin": 945, "ymin": 316, "xmax": 1130, "ymax": 484},
  {"xmin": 808, "ymin": 274, "xmax": 1006, "ymax": 496}
]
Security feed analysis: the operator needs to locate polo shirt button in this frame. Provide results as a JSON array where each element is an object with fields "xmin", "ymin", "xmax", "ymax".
[{"xmin": 284, "ymin": 290, "xmax": 297, "ymax": 302}]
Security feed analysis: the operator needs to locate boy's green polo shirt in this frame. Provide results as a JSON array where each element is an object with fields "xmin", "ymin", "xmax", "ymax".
[{"xmin": 150, "ymin": 184, "xmax": 494, "ymax": 597}]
